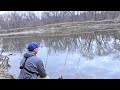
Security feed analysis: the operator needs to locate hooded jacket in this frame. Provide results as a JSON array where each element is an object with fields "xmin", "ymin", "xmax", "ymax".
[{"xmin": 18, "ymin": 51, "xmax": 47, "ymax": 79}]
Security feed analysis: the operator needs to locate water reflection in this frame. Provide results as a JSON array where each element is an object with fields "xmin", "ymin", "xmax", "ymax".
[
  {"xmin": 0, "ymin": 30, "xmax": 120, "ymax": 79},
  {"xmin": 1, "ymin": 30, "xmax": 120, "ymax": 59}
]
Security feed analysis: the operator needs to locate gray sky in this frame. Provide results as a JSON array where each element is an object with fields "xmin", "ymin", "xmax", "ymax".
[
  {"xmin": 0, "ymin": 11, "xmax": 44, "ymax": 15},
  {"xmin": 0, "ymin": 11, "xmax": 85, "ymax": 15},
  {"xmin": 0, "ymin": 11, "xmax": 9, "ymax": 14}
]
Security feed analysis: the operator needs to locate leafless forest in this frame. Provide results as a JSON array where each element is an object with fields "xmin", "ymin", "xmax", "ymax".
[{"xmin": 0, "ymin": 11, "xmax": 120, "ymax": 30}]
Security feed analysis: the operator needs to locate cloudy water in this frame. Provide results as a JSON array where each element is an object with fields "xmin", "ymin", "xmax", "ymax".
[{"xmin": 0, "ymin": 30, "xmax": 120, "ymax": 79}]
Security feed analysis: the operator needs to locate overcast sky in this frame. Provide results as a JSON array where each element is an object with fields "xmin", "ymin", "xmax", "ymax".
[
  {"xmin": 0, "ymin": 11, "xmax": 9, "ymax": 14},
  {"xmin": 0, "ymin": 11, "xmax": 85, "ymax": 15},
  {"xmin": 0, "ymin": 11, "xmax": 44, "ymax": 15}
]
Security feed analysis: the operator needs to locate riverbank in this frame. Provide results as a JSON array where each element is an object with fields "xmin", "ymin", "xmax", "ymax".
[{"xmin": 0, "ymin": 19, "xmax": 120, "ymax": 37}]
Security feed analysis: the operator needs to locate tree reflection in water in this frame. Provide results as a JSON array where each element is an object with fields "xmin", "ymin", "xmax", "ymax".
[
  {"xmin": 1, "ymin": 30, "xmax": 120, "ymax": 60},
  {"xmin": 1, "ymin": 30, "xmax": 120, "ymax": 79}
]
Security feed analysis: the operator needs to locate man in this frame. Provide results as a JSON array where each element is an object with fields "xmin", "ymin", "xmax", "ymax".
[{"xmin": 18, "ymin": 42, "xmax": 50, "ymax": 79}]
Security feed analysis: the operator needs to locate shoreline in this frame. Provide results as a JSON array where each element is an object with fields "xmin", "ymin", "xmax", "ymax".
[{"xmin": 0, "ymin": 19, "xmax": 120, "ymax": 38}]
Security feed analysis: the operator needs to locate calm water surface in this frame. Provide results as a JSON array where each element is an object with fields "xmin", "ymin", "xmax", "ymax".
[{"xmin": 0, "ymin": 30, "xmax": 120, "ymax": 79}]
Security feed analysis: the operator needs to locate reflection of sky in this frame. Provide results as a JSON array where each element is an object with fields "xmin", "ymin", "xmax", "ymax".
[
  {"xmin": 1, "ymin": 32, "xmax": 120, "ymax": 79},
  {"xmin": 5, "ymin": 45, "xmax": 120, "ymax": 79}
]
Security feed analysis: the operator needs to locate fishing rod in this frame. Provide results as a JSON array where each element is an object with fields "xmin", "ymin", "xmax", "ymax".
[
  {"xmin": 45, "ymin": 52, "xmax": 49, "ymax": 69},
  {"xmin": 73, "ymin": 57, "xmax": 81, "ymax": 79},
  {"xmin": 96, "ymin": 57, "xmax": 101, "ymax": 79},
  {"xmin": 0, "ymin": 50, "xmax": 13, "ymax": 56},
  {"xmin": 58, "ymin": 51, "xmax": 69, "ymax": 79}
]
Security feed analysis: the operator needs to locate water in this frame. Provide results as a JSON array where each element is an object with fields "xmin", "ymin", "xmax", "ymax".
[{"xmin": 0, "ymin": 30, "xmax": 120, "ymax": 79}]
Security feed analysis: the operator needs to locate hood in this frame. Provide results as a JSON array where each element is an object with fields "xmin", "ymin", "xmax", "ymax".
[{"xmin": 24, "ymin": 51, "xmax": 36, "ymax": 58}]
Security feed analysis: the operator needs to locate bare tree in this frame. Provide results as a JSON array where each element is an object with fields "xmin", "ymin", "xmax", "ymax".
[{"xmin": 0, "ymin": 11, "xmax": 120, "ymax": 30}]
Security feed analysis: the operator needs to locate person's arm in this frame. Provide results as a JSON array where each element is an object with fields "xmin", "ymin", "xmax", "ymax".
[{"xmin": 37, "ymin": 60, "xmax": 50, "ymax": 79}]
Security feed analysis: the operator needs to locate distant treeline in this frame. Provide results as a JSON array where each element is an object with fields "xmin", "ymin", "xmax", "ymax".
[{"xmin": 0, "ymin": 11, "xmax": 120, "ymax": 30}]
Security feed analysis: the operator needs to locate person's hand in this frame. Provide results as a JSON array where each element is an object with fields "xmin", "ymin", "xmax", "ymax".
[
  {"xmin": 38, "ymin": 76, "xmax": 50, "ymax": 79},
  {"xmin": 58, "ymin": 75, "xmax": 63, "ymax": 79}
]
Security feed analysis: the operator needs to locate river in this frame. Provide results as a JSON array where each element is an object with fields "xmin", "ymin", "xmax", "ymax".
[{"xmin": 0, "ymin": 30, "xmax": 120, "ymax": 79}]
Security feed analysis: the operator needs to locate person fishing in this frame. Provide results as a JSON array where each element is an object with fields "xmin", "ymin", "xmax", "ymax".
[{"xmin": 18, "ymin": 42, "xmax": 50, "ymax": 79}]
